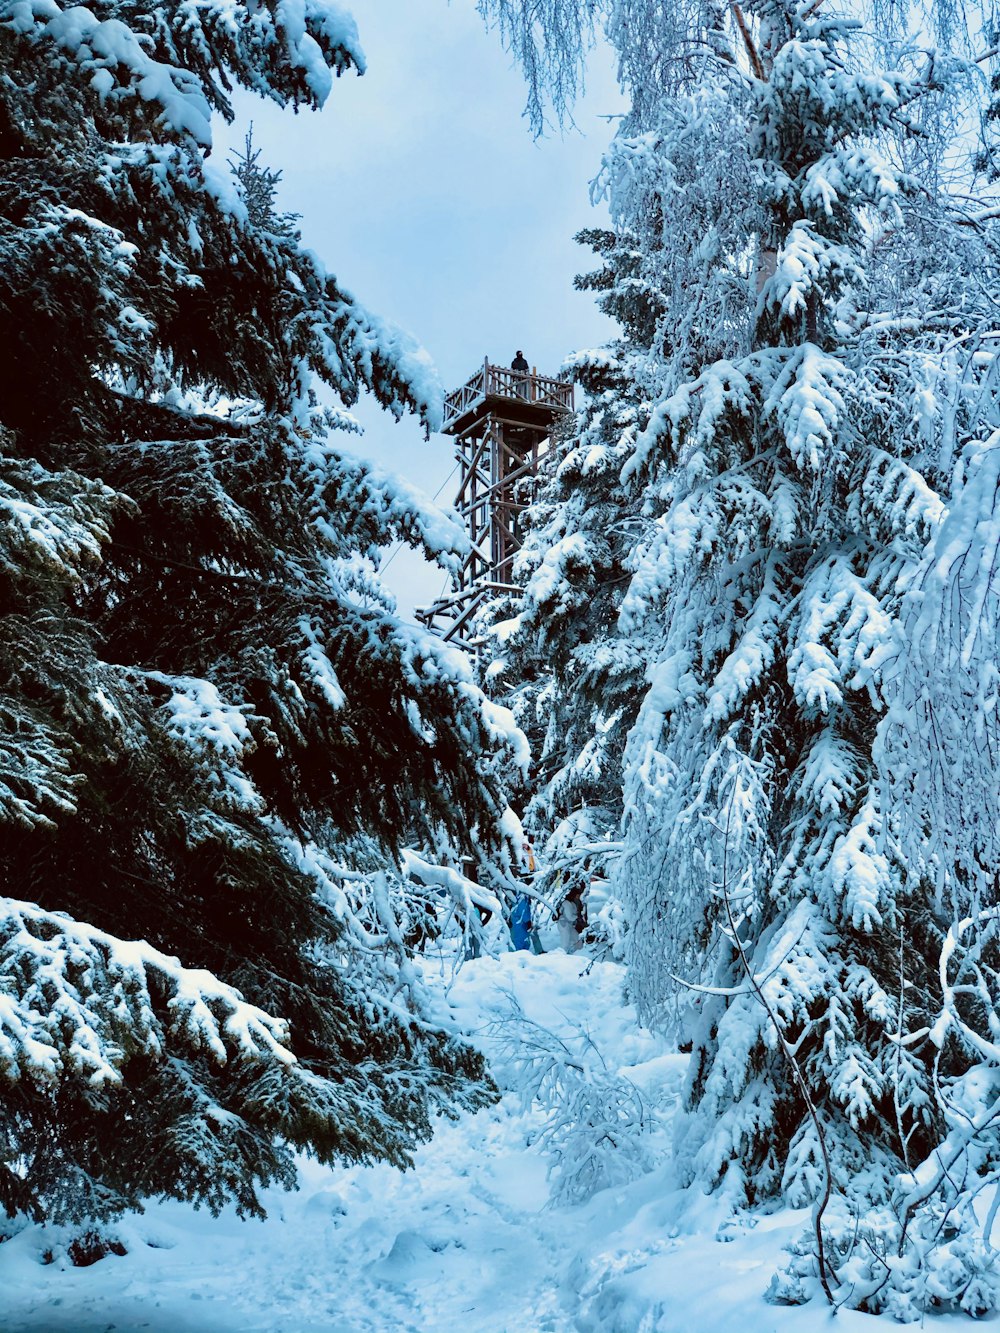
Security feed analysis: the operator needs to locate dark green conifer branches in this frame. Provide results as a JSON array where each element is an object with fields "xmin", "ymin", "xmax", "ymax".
[{"xmin": 0, "ymin": 0, "xmax": 520, "ymax": 1223}]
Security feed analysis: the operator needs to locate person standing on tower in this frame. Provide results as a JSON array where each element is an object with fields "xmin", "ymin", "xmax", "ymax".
[{"xmin": 511, "ymin": 349, "xmax": 530, "ymax": 398}]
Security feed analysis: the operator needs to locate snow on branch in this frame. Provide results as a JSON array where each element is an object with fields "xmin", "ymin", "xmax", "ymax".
[
  {"xmin": 15, "ymin": 1, "xmax": 215, "ymax": 144},
  {"xmin": 147, "ymin": 672, "xmax": 256, "ymax": 759},
  {"xmin": 877, "ymin": 431, "xmax": 1000, "ymax": 902},
  {"xmin": 0, "ymin": 711, "xmax": 79, "ymax": 830},
  {"xmin": 0, "ymin": 456, "xmax": 123, "ymax": 589},
  {"xmin": 763, "ymin": 343, "xmax": 851, "ymax": 475},
  {"xmin": 0, "ymin": 898, "xmax": 295, "ymax": 1092},
  {"xmin": 400, "ymin": 849, "xmax": 502, "ymax": 921},
  {"xmin": 917, "ymin": 432, "xmax": 1000, "ymax": 668},
  {"xmin": 787, "ymin": 553, "xmax": 894, "ymax": 715},
  {"xmin": 3, "ymin": 0, "xmax": 366, "ymax": 145},
  {"xmin": 475, "ymin": 0, "xmax": 603, "ymax": 132},
  {"xmin": 850, "ymin": 448, "xmax": 945, "ymax": 550},
  {"xmin": 294, "ymin": 265, "xmax": 444, "ymax": 432},
  {"xmin": 298, "ymin": 438, "xmax": 464, "ymax": 565}
]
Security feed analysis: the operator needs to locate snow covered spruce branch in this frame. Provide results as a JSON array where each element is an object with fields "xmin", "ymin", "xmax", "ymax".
[
  {"xmin": 670, "ymin": 764, "xmax": 837, "ymax": 1304},
  {"xmin": 0, "ymin": 898, "xmax": 295, "ymax": 1089},
  {"xmin": 772, "ymin": 910, "xmax": 1000, "ymax": 1319}
]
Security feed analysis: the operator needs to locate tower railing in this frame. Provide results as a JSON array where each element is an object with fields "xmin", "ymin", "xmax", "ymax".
[{"xmin": 442, "ymin": 359, "xmax": 573, "ymax": 432}]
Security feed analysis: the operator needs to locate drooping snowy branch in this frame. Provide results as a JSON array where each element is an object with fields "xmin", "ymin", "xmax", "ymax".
[{"xmin": 0, "ymin": 898, "xmax": 295, "ymax": 1091}]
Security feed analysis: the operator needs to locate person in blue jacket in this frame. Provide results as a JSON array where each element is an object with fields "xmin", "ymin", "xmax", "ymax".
[{"xmin": 510, "ymin": 893, "xmax": 534, "ymax": 951}]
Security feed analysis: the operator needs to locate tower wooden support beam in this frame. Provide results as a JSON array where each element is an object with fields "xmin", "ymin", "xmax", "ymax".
[{"xmin": 416, "ymin": 359, "xmax": 573, "ymax": 651}]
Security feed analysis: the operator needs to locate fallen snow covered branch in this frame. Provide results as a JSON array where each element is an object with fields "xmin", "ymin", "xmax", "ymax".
[{"xmin": 487, "ymin": 992, "xmax": 658, "ymax": 1205}]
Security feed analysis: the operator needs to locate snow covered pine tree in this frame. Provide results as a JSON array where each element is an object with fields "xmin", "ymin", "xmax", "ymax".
[
  {"xmin": 229, "ymin": 125, "xmax": 301, "ymax": 239},
  {"xmin": 0, "ymin": 0, "xmax": 522, "ymax": 1225},
  {"xmin": 481, "ymin": 0, "xmax": 1000, "ymax": 1314},
  {"xmin": 485, "ymin": 227, "xmax": 652, "ymax": 902}
]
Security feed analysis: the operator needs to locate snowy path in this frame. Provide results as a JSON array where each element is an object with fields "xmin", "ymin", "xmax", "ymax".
[{"xmin": 0, "ymin": 953, "xmax": 975, "ymax": 1332}]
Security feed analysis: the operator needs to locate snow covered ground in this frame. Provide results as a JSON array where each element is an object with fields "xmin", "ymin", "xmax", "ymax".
[{"xmin": 0, "ymin": 950, "xmax": 978, "ymax": 1332}]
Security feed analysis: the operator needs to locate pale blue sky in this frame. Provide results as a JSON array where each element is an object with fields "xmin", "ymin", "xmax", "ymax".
[{"xmin": 213, "ymin": 0, "xmax": 622, "ymax": 614}]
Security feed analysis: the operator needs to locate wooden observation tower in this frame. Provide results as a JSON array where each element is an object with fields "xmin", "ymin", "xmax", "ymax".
[{"xmin": 416, "ymin": 359, "xmax": 574, "ymax": 649}]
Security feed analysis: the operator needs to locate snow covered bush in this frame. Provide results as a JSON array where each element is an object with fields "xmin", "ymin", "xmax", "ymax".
[
  {"xmin": 489, "ymin": 996, "xmax": 657, "ymax": 1205},
  {"xmin": 0, "ymin": 0, "xmax": 524, "ymax": 1223}
]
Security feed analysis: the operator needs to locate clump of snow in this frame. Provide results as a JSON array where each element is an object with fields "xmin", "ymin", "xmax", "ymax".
[{"xmin": 150, "ymin": 673, "xmax": 254, "ymax": 758}]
